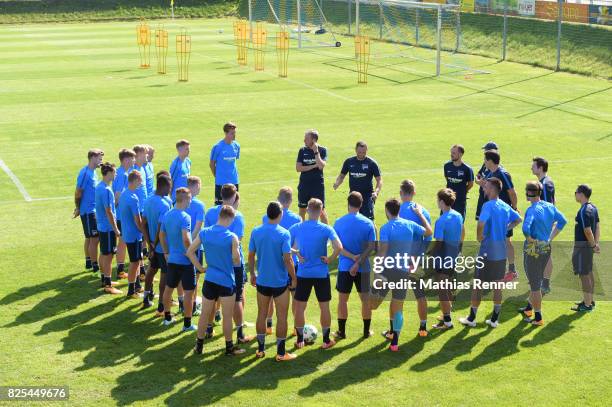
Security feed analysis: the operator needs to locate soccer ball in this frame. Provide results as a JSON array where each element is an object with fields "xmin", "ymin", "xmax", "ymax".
[{"xmin": 303, "ymin": 324, "xmax": 318, "ymax": 343}]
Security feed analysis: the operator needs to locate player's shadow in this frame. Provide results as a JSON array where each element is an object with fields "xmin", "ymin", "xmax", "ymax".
[
  {"xmin": 298, "ymin": 335, "xmax": 425, "ymax": 397},
  {"xmin": 520, "ymin": 312, "xmax": 586, "ymax": 348},
  {"xmin": 410, "ymin": 326, "xmax": 492, "ymax": 372},
  {"xmin": 111, "ymin": 340, "xmax": 342, "ymax": 405},
  {"xmin": 1, "ymin": 272, "xmax": 97, "ymax": 328}
]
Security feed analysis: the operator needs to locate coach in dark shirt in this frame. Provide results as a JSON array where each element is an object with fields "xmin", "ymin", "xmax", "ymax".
[
  {"xmin": 333, "ymin": 141, "xmax": 382, "ymax": 220},
  {"xmin": 443, "ymin": 144, "xmax": 474, "ymax": 223},
  {"xmin": 531, "ymin": 156, "xmax": 555, "ymax": 204},
  {"xmin": 475, "ymin": 141, "xmax": 497, "ymax": 221},
  {"xmin": 296, "ymin": 129, "xmax": 328, "ymax": 223}
]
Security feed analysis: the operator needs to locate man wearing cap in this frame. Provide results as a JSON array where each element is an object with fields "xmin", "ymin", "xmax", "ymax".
[{"xmin": 210, "ymin": 122, "xmax": 240, "ymax": 205}]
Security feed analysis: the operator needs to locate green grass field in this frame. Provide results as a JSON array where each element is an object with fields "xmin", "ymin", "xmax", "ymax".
[{"xmin": 0, "ymin": 18, "xmax": 611, "ymax": 406}]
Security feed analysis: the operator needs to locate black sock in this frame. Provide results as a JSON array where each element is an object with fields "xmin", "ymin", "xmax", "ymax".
[
  {"xmin": 104, "ymin": 276, "xmax": 112, "ymax": 287},
  {"xmin": 225, "ymin": 340, "xmax": 234, "ymax": 353},
  {"xmin": 391, "ymin": 330, "xmax": 399, "ymax": 346},
  {"xmin": 178, "ymin": 297, "xmax": 184, "ymax": 310},
  {"xmin": 277, "ymin": 338, "xmax": 286, "ymax": 356},
  {"xmin": 134, "ymin": 281, "xmax": 141, "ymax": 292},
  {"xmin": 237, "ymin": 325, "xmax": 244, "ymax": 340},
  {"xmin": 100, "ymin": 274, "xmax": 105, "ymax": 284},
  {"xmin": 443, "ymin": 313, "xmax": 452, "ymax": 322},
  {"xmin": 296, "ymin": 327, "xmax": 304, "ymax": 343},
  {"xmin": 85, "ymin": 257, "xmax": 92, "ymax": 268},
  {"xmin": 509, "ymin": 263, "xmax": 516, "ymax": 273},
  {"xmin": 164, "ymin": 311, "xmax": 172, "ymax": 321},
  {"xmin": 266, "ymin": 318, "xmax": 273, "ymax": 329},
  {"xmin": 139, "ymin": 265, "xmax": 145, "ymax": 275},
  {"xmin": 389, "ymin": 319, "xmax": 393, "ymax": 333},
  {"xmin": 525, "ymin": 302, "xmax": 533, "ymax": 311},
  {"xmin": 157, "ymin": 302, "xmax": 164, "ymax": 313},
  {"xmin": 468, "ymin": 306, "xmax": 478, "ymax": 322},
  {"xmin": 363, "ymin": 319, "xmax": 371, "ymax": 336},
  {"xmin": 419, "ymin": 320, "xmax": 427, "ymax": 331},
  {"xmin": 127, "ymin": 283, "xmax": 135, "ymax": 295},
  {"xmin": 206, "ymin": 324, "xmax": 213, "ymax": 335},
  {"xmin": 534, "ymin": 310, "xmax": 542, "ymax": 321},
  {"xmin": 92, "ymin": 262, "xmax": 99, "ymax": 272},
  {"xmin": 542, "ymin": 278, "xmax": 550, "ymax": 289},
  {"xmin": 257, "ymin": 334, "xmax": 265, "ymax": 352},
  {"xmin": 195, "ymin": 338, "xmax": 204, "ymax": 353},
  {"xmin": 183, "ymin": 317, "xmax": 191, "ymax": 328},
  {"xmin": 491, "ymin": 304, "xmax": 501, "ymax": 322},
  {"xmin": 338, "ymin": 319, "xmax": 347, "ymax": 335},
  {"xmin": 323, "ymin": 327, "xmax": 330, "ymax": 344},
  {"xmin": 117, "ymin": 263, "xmax": 125, "ymax": 273}
]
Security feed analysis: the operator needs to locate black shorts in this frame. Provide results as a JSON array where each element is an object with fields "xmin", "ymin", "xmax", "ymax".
[
  {"xmin": 506, "ymin": 229, "xmax": 514, "ymax": 238},
  {"xmin": 371, "ymin": 273, "xmax": 425, "ymax": 301},
  {"xmin": 359, "ymin": 194, "xmax": 375, "ymax": 220},
  {"xmin": 126, "ymin": 240, "xmax": 143, "ymax": 263},
  {"xmin": 214, "ymin": 184, "xmax": 239, "ymax": 206},
  {"xmin": 336, "ymin": 271, "xmax": 370, "ymax": 294},
  {"xmin": 257, "ymin": 284, "xmax": 288, "ymax": 298},
  {"xmin": 523, "ymin": 242, "xmax": 551, "ymax": 291},
  {"xmin": 80, "ymin": 213, "xmax": 98, "ymax": 238},
  {"xmin": 572, "ymin": 246, "xmax": 593, "ymax": 275},
  {"xmin": 202, "ymin": 280, "xmax": 235, "ymax": 301},
  {"xmin": 475, "ymin": 259, "xmax": 506, "ymax": 282},
  {"xmin": 294, "ymin": 276, "xmax": 331, "ymax": 302},
  {"xmin": 167, "ymin": 263, "xmax": 196, "ymax": 290},
  {"xmin": 99, "ymin": 231, "xmax": 117, "ymax": 255},
  {"xmin": 149, "ymin": 252, "xmax": 168, "ymax": 273},
  {"xmin": 297, "ymin": 183, "xmax": 325, "ymax": 208},
  {"xmin": 234, "ymin": 265, "xmax": 245, "ymax": 302}
]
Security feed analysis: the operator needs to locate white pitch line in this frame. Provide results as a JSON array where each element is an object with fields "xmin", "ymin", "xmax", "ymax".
[{"xmin": 0, "ymin": 158, "xmax": 31, "ymax": 202}]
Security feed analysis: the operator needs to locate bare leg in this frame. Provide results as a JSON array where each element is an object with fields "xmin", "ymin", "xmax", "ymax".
[{"xmin": 220, "ymin": 295, "xmax": 237, "ymax": 342}]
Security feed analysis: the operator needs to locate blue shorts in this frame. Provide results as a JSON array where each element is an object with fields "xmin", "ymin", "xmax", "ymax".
[
  {"xmin": 99, "ymin": 231, "xmax": 117, "ymax": 255},
  {"xmin": 126, "ymin": 240, "xmax": 143, "ymax": 263},
  {"xmin": 167, "ymin": 263, "xmax": 196, "ymax": 290},
  {"xmin": 80, "ymin": 213, "xmax": 98, "ymax": 238}
]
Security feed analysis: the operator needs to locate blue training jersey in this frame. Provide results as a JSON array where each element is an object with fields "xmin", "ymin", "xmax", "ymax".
[
  {"xmin": 210, "ymin": 139, "xmax": 240, "ymax": 185},
  {"xmin": 169, "ymin": 156, "xmax": 191, "ymax": 199},
  {"xmin": 201, "ymin": 225, "xmax": 237, "ymax": 288},
  {"xmin": 522, "ymin": 200, "xmax": 566, "ymax": 242},
  {"xmin": 249, "ymin": 223, "xmax": 292, "ymax": 288},
  {"xmin": 478, "ymin": 198, "xmax": 521, "ymax": 261},
  {"xmin": 289, "ymin": 220, "xmax": 338, "ymax": 278},
  {"xmin": 76, "ymin": 165, "xmax": 98, "ymax": 215},
  {"xmin": 94, "ymin": 182, "xmax": 115, "ymax": 233},
  {"xmin": 118, "ymin": 189, "xmax": 142, "ymax": 243},
  {"xmin": 333, "ymin": 212, "xmax": 376, "ymax": 273},
  {"xmin": 144, "ymin": 194, "xmax": 172, "ymax": 254},
  {"xmin": 161, "ymin": 208, "xmax": 192, "ymax": 265}
]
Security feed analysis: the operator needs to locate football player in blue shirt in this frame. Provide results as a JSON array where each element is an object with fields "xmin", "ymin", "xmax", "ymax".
[
  {"xmin": 249, "ymin": 201, "xmax": 298, "ymax": 361},
  {"xmin": 113, "ymin": 148, "xmax": 136, "ymax": 279},
  {"xmin": 460, "ymin": 178, "xmax": 521, "ymax": 329},
  {"xmin": 94, "ymin": 162, "xmax": 122, "ymax": 295},
  {"xmin": 74, "ymin": 149, "xmax": 104, "ymax": 273},
  {"xmin": 133, "ymin": 145, "xmax": 149, "ymax": 279},
  {"xmin": 142, "ymin": 174, "xmax": 172, "ymax": 313},
  {"xmin": 571, "ymin": 184, "xmax": 600, "ymax": 312},
  {"xmin": 188, "ymin": 205, "xmax": 245, "ymax": 356},
  {"xmin": 443, "ymin": 144, "xmax": 474, "ymax": 224},
  {"xmin": 262, "ymin": 187, "xmax": 302, "ymax": 335},
  {"xmin": 186, "ymin": 176, "xmax": 206, "ymax": 316},
  {"xmin": 204, "ymin": 184, "xmax": 253, "ymax": 343},
  {"xmin": 333, "ymin": 192, "xmax": 377, "ymax": 339},
  {"xmin": 371, "ymin": 198, "xmax": 432, "ymax": 351},
  {"xmin": 531, "ymin": 157, "xmax": 556, "ymax": 293},
  {"xmin": 290, "ymin": 198, "xmax": 344, "ymax": 349},
  {"xmin": 431, "ymin": 189, "xmax": 464, "ymax": 330},
  {"xmin": 296, "ymin": 130, "xmax": 329, "ymax": 224},
  {"xmin": 333, "ymin": 141, "xmax": 383, "ymax": 220},
  {"xmin": 144, "ymin": 144, "xmax": 156, "ymax": 197},
  {"xmin": 118, "ymin": 171, "xmax": 149, "ymax": 298},
  {"xmin": 399, "ymin": 179, "xmax": 433, "ymax": 335},
  {"xmin": 483, "ymin": 150, "xmax": 519, "ymax": 283},
  {"xmin": 169, "ymin": 139, "xmax": 191, "ymax": 201},
  {"xmin": 519, "ymin": 181, "xmax": 566, "ymax": 326},
  {"xmin": 210, "ymin": 122, "xmax": 240, "ymax": 205},
  {"xmin": 160, "ymin": 187, "xmax": 196, "ymax": 332}
]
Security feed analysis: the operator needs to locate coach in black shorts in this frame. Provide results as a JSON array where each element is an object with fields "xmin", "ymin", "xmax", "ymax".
[
  {"xmin": 296, "ymin": 129, "xmax": 329, "ymax": 224},
  {"xmin": 333, "ymin": 141, "xmax": 382, "ymax": 220},
  {"xmin": 571, "ymin": 184, "xmax": 600, "ymax": 312}
]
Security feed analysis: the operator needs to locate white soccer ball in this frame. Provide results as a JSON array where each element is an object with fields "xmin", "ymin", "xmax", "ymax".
[
  {"xmin": 218, "ymin": 29, "xmax": 224, "ymax": 34},
  {"xmin": 303, "ymin": 324, "xmax": 318, "ymax": 343}
]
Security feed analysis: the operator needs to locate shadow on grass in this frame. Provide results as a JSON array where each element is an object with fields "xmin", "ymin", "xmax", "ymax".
[{"xmin": 520, "ymin": 312, "xmax": 586, "ymax": 348}]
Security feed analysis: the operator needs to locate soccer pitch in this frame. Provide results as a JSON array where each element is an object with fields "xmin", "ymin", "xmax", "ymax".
[{"xmin": 0, "ymin": 18, "xmax": 611, "ymax": 406}]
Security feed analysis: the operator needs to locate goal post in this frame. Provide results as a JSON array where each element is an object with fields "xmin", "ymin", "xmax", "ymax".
[
  {"xmin": 248, "ymin": 0, "xmax": 342, "ymax": 48},
  {"xmin": 355, "ymin": 0, "xmax": 471, "ymax": 76}
]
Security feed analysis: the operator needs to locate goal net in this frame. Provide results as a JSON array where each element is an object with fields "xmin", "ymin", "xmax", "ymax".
[
  {"xmin": 248, "ymin": 0, "xmax": 342, "ymax": 48},
  {"xmin": 356, "ymin": 0, "xmax": 477, "ymax": 76}
]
